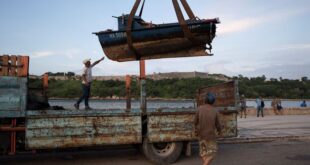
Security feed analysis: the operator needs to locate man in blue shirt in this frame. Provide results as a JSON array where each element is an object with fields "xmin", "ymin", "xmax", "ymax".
[{"xmin": 301, "ymin": 100, "xmax": 307, "ymax": 107}]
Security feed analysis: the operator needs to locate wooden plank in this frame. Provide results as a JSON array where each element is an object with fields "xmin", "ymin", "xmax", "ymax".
[
  {"xmin": 147, "ymin": 109, "xmax": 238, "ymax": 143},
  {"xmin": 20, "ymin": 56, "xmax": 29, "ymax": 77},
  {"xmin": 2, "ymin": 55, "xmax": 9, "ymax": 76},
  {"xmin": 20, "ymin": 77, "xmax": 28, "ymax": 112},
  {"xmin": 0, "ymin": 77, "xmax": 27, "ymax": 117},
  {"xmin": 27, "ymin": 116, "xmax": 141, "ymax": 128},
  {"xmin": 196, "ymin": 81, "xmax": 236, "ymax": 107},
  {"xmin": 26, "ymin": 135, "xmax": 142, "ymax": 149},
  {"xmin": 0, "ymin": 56, "xmax": 3, "ymax": 75},
  {"xmin": 27, "ymin": 125, "xmax": 141, "ymax": 138},
  {"xmin": 26, "ymin": 108, "xmax": 141, "ymax": 118},
  {"xmin": 26, "ymin": 115, "xmax": 142, "ymax": 149},
  {"xmin": 10, "ymin": 55, "xmax": 17, "ymax": 76},
  {"xmin": 17, "ymin": 56, "xmax": 22, "ymax": 76}
]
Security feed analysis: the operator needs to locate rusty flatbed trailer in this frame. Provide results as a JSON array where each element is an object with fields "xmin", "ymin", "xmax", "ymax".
[
  {"xmin": 1, "ymin": 1, "xmax": 232, "ymax": 163},
  {"xmin": 0, "ymin": 61, "xmax": 238, "ymax": 164}
]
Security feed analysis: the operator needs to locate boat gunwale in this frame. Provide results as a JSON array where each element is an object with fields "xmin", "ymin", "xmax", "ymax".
[{"xmin": 93, "ymin": 19, "xmax": 219, "ymax": 35}]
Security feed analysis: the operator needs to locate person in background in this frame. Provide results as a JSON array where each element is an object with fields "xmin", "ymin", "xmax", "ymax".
[
  {"xmin": 300, "ymin": 100, "xmax": 307, "ymax": 107},
  {"xmin": 260, "ymin": 98, "xmax": 265, "ymax": 117},
  {"xmin": 271, "ymin": 98, "xmax": 278, "ymax": 115},
  {"xmin": 276, "ymin": 98, "xmax": 283, "ymax": 115},
  {"xmin": 256, "ymin": 97, "xmax": 262, "ymax": 117},
  {"xmin": 239, "ymin": 95, "xmax": 247, "ymax": 118},
  {"xmin": 195, "ymin": 93, "xmax": 221, "ymax": 165},
  {"xmin": 74, "ymin": 57, "xmax": 105, "ymax": 110}
]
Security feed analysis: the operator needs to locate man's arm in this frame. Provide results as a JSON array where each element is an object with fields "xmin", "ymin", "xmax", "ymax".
[{"xmin": 91, "ymin": 57, "xmax": 105, "ymax": 67}]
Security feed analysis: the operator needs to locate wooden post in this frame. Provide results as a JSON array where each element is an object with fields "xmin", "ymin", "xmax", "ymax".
[
  {"xmin": 2, "ymin": 55, "xmax": 9, "ymax": 76},
  {"xmin": 139, "ymin": 60, "xmax": 146, "ymax": 79},
  {"xmin": 43, "ymin": 73, "xmax": 49, "ymax": 89},
  {"xmin": 20, "ymin": 56, "xmax": 29, "ymax": 77},
  {"xmin": 17, "ymin": 56, "xmax": 22, "ymax": 76},
  {"xmin": 9, "ymin": 119, "xmax": 17, "ymax": 155},
  {"xmin": 139, "ymin": 60, "xmax": 147, "ymax": 114},
  {"xmin": 126, "ymin": 75, "xmax": 132, "ymax": 110}
]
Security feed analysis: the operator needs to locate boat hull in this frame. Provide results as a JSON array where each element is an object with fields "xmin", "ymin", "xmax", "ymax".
[
  {"xmin": 102, "ymin": 36, "xmax": 212, "ymax": 62},
  {"xmin": 95, "ymin": 21, "xmax": 217, "ymax": 62}
]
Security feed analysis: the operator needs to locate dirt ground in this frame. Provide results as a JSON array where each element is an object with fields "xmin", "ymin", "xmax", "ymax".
[{"xmin": 0, "ymin": 140, "xmax": 309, "ymax": 165}]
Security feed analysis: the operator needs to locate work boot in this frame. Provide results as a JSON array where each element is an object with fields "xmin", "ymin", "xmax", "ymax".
[
  {"xmin": 74, "ymin": 103, "xmax": 79, "ymax": 110},
  {"xmin": 85, "ymin": 106, "xmax": 93, "ymax": 110}
]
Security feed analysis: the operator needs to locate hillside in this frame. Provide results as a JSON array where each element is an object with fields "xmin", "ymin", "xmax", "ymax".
[{"xmin": 28, "ymin": 72, "xmax": 310, "ymax": 99}]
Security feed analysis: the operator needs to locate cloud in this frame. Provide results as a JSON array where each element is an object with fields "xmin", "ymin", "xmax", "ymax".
[
  {"xmin": 31, "ymin": 51, "xmax": 55, "ymax": 58},
  {"xmin": 218, "ymin": 18, "xmax": 263, "ymax": 35},
  {"xmin": 218, "ymin": 8, "xmax": 306, "ymax": 35},
  {"xmin": 274, "ymin": 44, "xmax": 310, "ymax": 51},
  {"xmin": 62, "ymin": 49, "xmax": 82, "ymax": 59},
  {"xmin": 246, "ymin": 63, "xmax": 310, "ymax": 79},
  {"xmin": 31, "ymin": 48, "xmax": 82, "ymax": 59}
]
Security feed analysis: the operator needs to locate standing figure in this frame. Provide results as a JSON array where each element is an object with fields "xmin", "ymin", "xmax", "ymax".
[
  {"xmin": 300, "ymin": 100, "xmax": 307, "ymax": 107},
  {"xmin": 74, "ymin": 57, "xmax": 105, "ymax": 110},
  {"xmin": 256, "ymin": 97, "xmax": 262, "ymax": 117},
  {"xmin": 271, "ymin": 98, "xmax": 278, "ymax": 115},
  {"xmin": 276, "ymin": 99, "xmax": 283, "ymax": 115},
  {"xmin": 260, "ymin": 98, "xmax": 265, "ymax": 117},
  {"xmin": 195, "ymin": 93, "xmax": 221, "ymax": 165},
  {"xmin": 240, "ymin": 95, "xmax": 247, "ymax": 118}
]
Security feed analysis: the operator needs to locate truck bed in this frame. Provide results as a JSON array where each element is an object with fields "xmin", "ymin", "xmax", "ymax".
[{"xmin": 25, "ymin": 107, "xmax": 237, "ymax": 149}]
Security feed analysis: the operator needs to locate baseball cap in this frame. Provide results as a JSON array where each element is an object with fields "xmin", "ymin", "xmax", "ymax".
[{"xmin": 83, "ymin": 59, "xmax": 91, "ymax": 64}]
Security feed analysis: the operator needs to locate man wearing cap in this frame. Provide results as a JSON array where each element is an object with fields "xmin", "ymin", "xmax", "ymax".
[
  {"xmin": 194, "ymin": 93, "xmax": 221, "ymax": 165},
  {"xmin": 74, "ymin": 57, "xmax": 105, "ymax": 110}
]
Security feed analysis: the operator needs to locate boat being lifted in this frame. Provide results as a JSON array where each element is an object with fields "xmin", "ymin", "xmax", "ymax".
[{"xmin": 94, "ymin": 0, "xmax": 220, "ymax": 62}]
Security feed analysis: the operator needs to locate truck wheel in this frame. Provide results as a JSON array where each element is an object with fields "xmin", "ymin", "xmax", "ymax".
[{"xmin": 142, "ymin": 139, "xmax": 183, "ymax": 165}]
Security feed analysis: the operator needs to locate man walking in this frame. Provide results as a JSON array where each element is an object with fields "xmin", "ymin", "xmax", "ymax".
[
  {"xmin": 74, "ymin": 57, "xmax": 105, "ymax": 110},
  {"xmin": 239, "ymin": 95, "xmax": 247, "ymax": 118},
  {"xmin": 256, "ymin": 97, "xmax": 262, "ymax": 117},
  {"xmin": 195, "ymin": 93, "xmax": 221, "ymax": 165}
]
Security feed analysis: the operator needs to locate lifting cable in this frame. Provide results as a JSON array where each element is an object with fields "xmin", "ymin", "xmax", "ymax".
[{"xmin": 126, "ymin": 0, "xmax": 202, "ymax": 60}]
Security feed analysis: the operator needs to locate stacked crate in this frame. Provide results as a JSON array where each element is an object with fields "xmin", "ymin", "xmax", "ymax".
[
  {"xmin": 0, "ymin": 55, "xmax": 29, "ymax": 155},
  {"xmin": 0, "ymin": 55, "xmax": 29, "ymax": 77}
]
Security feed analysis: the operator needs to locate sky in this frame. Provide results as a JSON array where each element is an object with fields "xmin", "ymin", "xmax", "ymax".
[{"xmin": 0, "ymin": 0, "xmax": 310, "ymax": 79}]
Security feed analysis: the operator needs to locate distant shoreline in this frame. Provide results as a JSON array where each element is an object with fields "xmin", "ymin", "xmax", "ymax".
[
  {"xmin": 246, "ymin": 98, "xmax": 310, "ymax": 101},
  {"xmin": 48, "ymin": 97, "xmax": 309, "ymax": 101},
  {"xmin": 48, "ymin": 97, "xmax": 195, "ymax": 101}
]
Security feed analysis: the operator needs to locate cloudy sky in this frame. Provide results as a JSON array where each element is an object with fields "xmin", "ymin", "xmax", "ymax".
[{"xmin": 0, "ymin": 0, "xmax": 309, "ymax": 79}]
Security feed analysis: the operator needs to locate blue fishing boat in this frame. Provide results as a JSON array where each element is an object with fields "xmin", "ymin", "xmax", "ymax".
[{"xmin": 94, "ymin": 0, "xmax": 220, "ymax": 62}]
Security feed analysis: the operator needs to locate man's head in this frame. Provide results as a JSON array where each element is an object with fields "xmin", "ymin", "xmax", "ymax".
[
  {"xmin": 83, "ymin": 59, "xmax": 91, "ymax": 67},
  {"xmin": 205, "ymin": 92, "xmax": 216, "ymax": 105}
]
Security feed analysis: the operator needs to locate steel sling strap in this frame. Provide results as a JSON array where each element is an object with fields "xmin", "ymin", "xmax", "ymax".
[
  {"xmin": 172, "ymin": 0, "xmax": 207, "ymax": 49},
  {"xmin": 180, "ymin": 0, "xmax": 195, "ymax": 20},
  {"xmin": 172, "ymin": 0, "xmax": 195, "ymax": 40},
  {"xmin": 126, "ymin": 0, "xmax": 142, "ymax": 60}
]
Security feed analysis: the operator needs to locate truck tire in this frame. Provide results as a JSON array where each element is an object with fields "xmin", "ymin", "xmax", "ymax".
[{"xmin": 142, "ymin": 138, "xmax": 183, "ymax": 165}]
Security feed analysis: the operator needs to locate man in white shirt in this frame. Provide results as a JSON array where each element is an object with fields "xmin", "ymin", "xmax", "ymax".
[{"xmin": 74, "ymin": 57, "xmax": 104, "ymax": 110}]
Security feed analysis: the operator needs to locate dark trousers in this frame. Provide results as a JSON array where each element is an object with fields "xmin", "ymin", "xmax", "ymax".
[
  {"xmin": 77, "ymin": 83, "xmax": 91, "ymax": 107},
  {"xmin": 257, "ymin": 106, "xmax": 264, "ymax": 117}
]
